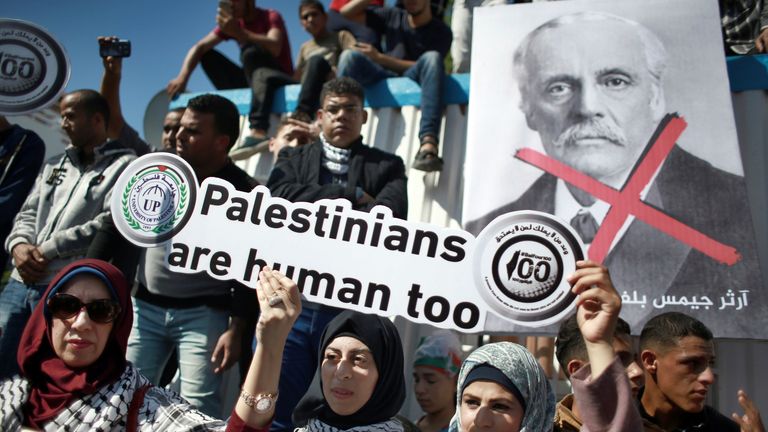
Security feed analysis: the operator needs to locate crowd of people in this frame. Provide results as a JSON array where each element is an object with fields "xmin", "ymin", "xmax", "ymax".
[{"xmin": 1, "ymin": 0, "xmax": 768, "ymax": 430}]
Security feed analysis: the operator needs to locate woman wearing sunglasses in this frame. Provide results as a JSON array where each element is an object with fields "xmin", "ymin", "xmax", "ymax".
[{"xmin": 0, "ymin": 258, "xmax": 301, "ymax": 431}]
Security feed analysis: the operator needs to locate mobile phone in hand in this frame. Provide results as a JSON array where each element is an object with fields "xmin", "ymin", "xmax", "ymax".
[{"xmin": 99, "ymin": 39, "xmax": 131, "ymax": 58}]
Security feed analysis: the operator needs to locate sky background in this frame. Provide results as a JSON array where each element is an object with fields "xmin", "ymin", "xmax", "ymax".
[{"xmin": 5, "ymin": 0, "xmax": 359, "ymax": 143}]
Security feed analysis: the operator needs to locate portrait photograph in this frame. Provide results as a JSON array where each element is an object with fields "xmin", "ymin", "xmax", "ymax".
[{"xmin": 462, "ymin": 0, "xmax": 767, "ymax": 337}]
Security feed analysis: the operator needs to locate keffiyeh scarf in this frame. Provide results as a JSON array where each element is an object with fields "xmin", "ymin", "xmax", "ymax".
[
  {"xmin": 320, "ymin": 135, "xmax": 352, "ymax": 176},
  {"xmin": 448, "ymin": 342, "xmax": 556, "ymax": 432},
  {"xmin": 0, "ymin": 365, "xmax": 225, "ymax": 431},
  {"xmin": 296, "ymin": 417, "xmax": 405, "ymax": 432}
]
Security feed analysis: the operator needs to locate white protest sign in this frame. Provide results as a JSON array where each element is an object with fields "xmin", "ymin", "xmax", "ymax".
[{"xmin": 112, "ymin": 154, "xmax": 585, "ymax": 332}]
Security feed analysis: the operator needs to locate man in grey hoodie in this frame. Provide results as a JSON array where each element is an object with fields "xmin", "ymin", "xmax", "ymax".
[{"xmin": 0, "ymin": 89, "xmax": 136, "ymax": 379}]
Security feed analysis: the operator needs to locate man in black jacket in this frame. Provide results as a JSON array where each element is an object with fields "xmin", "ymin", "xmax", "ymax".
[{"xmin": 265, "ymin": 77, "xmax": 407, "ymax": 431}]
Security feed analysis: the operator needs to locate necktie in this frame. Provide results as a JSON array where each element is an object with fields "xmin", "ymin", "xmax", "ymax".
[{"xmin": 570, "ymin": 209, "xmax": 599, "ymax": 244}]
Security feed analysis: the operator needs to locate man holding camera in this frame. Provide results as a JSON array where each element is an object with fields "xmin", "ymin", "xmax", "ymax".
[{"xmin": 167, "ymin": 0, "xmax": 292, "ymax": 158}]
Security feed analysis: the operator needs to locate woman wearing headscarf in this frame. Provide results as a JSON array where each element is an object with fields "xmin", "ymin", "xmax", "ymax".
[
  {"xmin": 0, "ymin": 260, "xmax": 300, "ymax": 431},
  {"xmin": 412, "ymin": 330, "xmax": 463, "ymax": 432},
  {"xmin": 449, "ymin": 342, "xmax": 555, "ymax": 432},
  {"xmin": 449, "ymin": 261, "xmax": 643, "ymax": 432},
  {"xmin": 291, "ymin": 309, "xmax": 408, "ymax": 432}
]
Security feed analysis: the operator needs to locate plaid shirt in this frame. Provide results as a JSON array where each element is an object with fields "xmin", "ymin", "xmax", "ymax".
[{"xmin": 721, "ymin": 0, "xmax": 768, "ymax": 54}]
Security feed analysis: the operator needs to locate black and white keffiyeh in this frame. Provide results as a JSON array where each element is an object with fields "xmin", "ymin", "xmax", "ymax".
[
  {"xmin": 0, "ymin": 364, "xmax": 227, "ymax": 431},
  {"xmin": 296, "ymin": 417, "xmax": 405, "ymax": 432},
  {"xmin": 320, "ymin": 135, "xmax": 352, "ymax": 176}
]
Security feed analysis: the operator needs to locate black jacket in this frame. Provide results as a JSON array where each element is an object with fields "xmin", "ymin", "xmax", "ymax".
[{"xmin": 267, "ymin": 138, "xmax": 408, "ymax": 219}]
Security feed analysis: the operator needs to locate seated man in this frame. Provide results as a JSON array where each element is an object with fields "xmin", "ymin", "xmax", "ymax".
[
  {"xmin": 638, "ymin": 312, "xmax": 762, "ymax": 431},
  {"xmin": 167, "ymin": 0, "xmax": 292, "ymax": 154},
  {"xmin": 266, "ymin": 77, "xmax": 407, "ymax": 431},
  {"xmin": 337, "ymin": 0, "xmax": 452, "ymax": 172},
  {"xmin": 554, "ymin": 314, "xmax": 644, "ymax": 431},
  {"xmin": 292, "ymin": 0, "xmax": 357, "ymax": 122},
  {"xmin": 232, "ymin": 0, "xmax": 357, "ymax": 162}
]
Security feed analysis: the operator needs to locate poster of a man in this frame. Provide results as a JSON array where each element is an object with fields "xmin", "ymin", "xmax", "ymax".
[{"xmin": 463, "ymin": 0, "xmax": 767, "ymax": 338}]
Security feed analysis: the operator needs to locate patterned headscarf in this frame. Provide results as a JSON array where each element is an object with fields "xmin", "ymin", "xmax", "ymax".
[
  {"xmin": 413, "ymin": 330, "xmax": 463, "ymax": 377},
  {"xmin": 16, "ymin": 259, "xmax": 133, "ymax": 429},
  {"xmin": 448, "ymin": 342, "xmax": 555, "ymax": 432}
]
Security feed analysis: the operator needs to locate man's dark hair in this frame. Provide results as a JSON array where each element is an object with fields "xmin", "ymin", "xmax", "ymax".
[
  {"xmin": 299, "ymin": 0, "xmax": 325, "ymax": 15},
  {"xmin": 320, "ymin": 77, "xmax": 365, "ymax": 108},
  {"xmin": 555, "ymin": 314, "xmax": 632, "ymax": 377},
  {"xmin": 275, "ymin": 116, "xmax": 295, "ymax": 135},
  {"xmin": 186, "ymin": 94, "xmax": 240, "ymax": 149},
  {"xmin": 68, "ymin": 89, "xmax": 110, "ymax": 129},
  {"xmin": 640, "ymin": 312, "xmax": 713, "ymax": 352}
]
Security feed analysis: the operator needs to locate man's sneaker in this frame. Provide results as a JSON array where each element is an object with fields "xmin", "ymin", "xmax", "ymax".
[{"xmin": 229, "ymin": 135, "xmax": 269, "ymax": 161}]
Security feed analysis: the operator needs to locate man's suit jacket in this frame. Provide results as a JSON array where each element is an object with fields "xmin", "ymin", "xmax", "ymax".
[
  {"xmin": 267, "ymin": 138, "xmax": 408, "ymax": 219},
  {"xmin": 466, "ymin": 146, "xmax": 766, "ymax": 336}
]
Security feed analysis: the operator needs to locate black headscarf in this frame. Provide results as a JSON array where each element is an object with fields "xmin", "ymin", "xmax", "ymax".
[{"xmin": 292, "ymin": 310, "xmax": 405, "ymax": 429}]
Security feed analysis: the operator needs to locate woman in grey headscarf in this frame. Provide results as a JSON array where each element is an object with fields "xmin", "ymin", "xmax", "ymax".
[
  {"xmin": 448, "ymin": 342, "xmax": 555, "ymax": 432},
  {"xmin": 448, "ymin": 261, "xmax": 644, "ymax": 432}
]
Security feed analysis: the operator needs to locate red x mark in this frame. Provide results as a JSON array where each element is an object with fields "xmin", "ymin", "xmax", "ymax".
[{"xmin": 515, "ymin": 115, "xmax": 741, "ymax": 266}]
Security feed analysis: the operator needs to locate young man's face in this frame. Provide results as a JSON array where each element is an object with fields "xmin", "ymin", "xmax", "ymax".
[
  {"xmin": 300, "ymin": 5, "xmax": 327, "ymax": 37},
  {"xmin": 645, "ymin": 336, "xmax": 716, "ymax": 413},
  {"xmin": 317, "ymin": 93, "xmax": 367, "ymax": 149},
  {"xmin": 175, "ymin": 109, "xmax": 227, "ymax": 174},
  {"xmin": 269, "ymin": 122, "xmax": 312, "ymax": 158},
  {"xmin": 613, "ymin": 333, "xmax": 644, "ymax": 398},
  {"xmin": 161, "ymin": 110, "xmax": 183, "ymax": 151}
]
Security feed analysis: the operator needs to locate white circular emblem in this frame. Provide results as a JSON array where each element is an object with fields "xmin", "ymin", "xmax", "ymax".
[
  {"xmin": 0, "ymin": 19, "xmax": 70, "ymax": 114},
  {"xmin": 473, "ymin": 211, "xmax": 585, "ymax": 327},
  {"xmin": 111, "ymin": 153, "xmax": 197, "ymax": 247}
]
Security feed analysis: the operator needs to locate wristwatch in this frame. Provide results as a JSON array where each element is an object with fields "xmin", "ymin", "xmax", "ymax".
[{"xmin": 240, "ymin": 389, "xmax": 278, "ymax": 413}]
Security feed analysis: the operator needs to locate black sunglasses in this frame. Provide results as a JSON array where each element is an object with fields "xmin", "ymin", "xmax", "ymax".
[{"xmin": 47, "ymin": 293, "xmax": 122, "ymax": 324}]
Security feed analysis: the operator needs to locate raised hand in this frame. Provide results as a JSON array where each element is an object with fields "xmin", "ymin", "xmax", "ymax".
[
  {"xmin": 255, "ymin": 267, "xmax": 302, "ymax": 348},
  {"xmin": 568, "ymin": 260, "xmax": 621, "ymax": 345},
  {"xmin": 733, "ymin": 390, "xmax": 766, "ymax": 432}
]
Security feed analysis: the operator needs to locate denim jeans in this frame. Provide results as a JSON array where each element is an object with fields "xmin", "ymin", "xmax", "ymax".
[
  {"xmin": 126, "ymin": 298, "xmax": 229, "ymax": 418},
  {"xmin": 200, "ymin": 45, "xmax": 291, "ymax": 131},
  {"xmin": 296, "ymin": 55, "xmax": 333, "ymax": 118},
  {"xmin": 337, "ymin": 49, "xmax": 445, "ymax": 141},
  {"xmin": 0, "ymin": 278, "xmax": 47, "ymax": 379},
  {"xmin": 267, "ymin": 306, "xmax": 340, "ymax": 432}
]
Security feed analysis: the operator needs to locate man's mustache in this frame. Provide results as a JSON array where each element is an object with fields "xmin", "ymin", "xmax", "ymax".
[{"xmin": 553, "ymin": 119, "xmax": 628, "ymax": 148}]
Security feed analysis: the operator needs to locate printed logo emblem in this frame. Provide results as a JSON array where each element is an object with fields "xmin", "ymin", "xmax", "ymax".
[
  {"xmin": 111, "ymin": 153, "xmax": 197, "ymax": 247},
  {"xmin": 474, "ymin": 211, "xmax": 584, "ymax": 327},
  {"xmin": 0, "ymin": 19, "xmax": 70, "ymax": 114}
]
